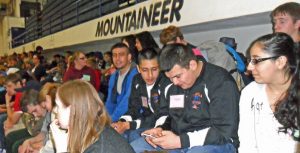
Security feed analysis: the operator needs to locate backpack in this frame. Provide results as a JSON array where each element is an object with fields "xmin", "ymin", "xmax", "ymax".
[{"xmin": 198, "ymin": 40, "xmax": 246, "ymax": 90}]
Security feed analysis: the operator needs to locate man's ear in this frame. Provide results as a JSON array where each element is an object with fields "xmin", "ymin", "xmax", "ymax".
[
  {"xmin": 175, "ymin": 37, "xmax": 181, "ymax": 43},
  {"xmin": 127, "ymin": 53, "xmax": 132, "ymax": 63},
  {"xmin": 189, "ymin": 60, "xmax": 198, "ymax": 70},
  {"xmin": 137, "ymin": 65, "xmax": 141, "ymax": 73},
  {"xmin": 296, "ymin": 20, "xmax": 300, "ymax": 32}
]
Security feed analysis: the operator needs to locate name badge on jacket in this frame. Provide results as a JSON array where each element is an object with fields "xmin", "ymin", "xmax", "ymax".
[
  {"xmin": 141, "ymin": 96, "xmax": 148, "ymax": 108},
  {"xmin": 82, "ymin": 74, "xmax": 91, "ymax": 81},
  {"xmin": 170, "ymin": 95, "xmax": 184, "ymax": 108}
]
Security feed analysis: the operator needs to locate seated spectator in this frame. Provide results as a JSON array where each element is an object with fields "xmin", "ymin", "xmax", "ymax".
[
  {"xmin": 135, "ymin": 31, "xmax": 160, "ymax": 53},
  {"xmin": 0, "ymin": 76, "xmax": 7, "ymax": 108},
  {"xmin": 105, "ymin": 43, "xmax": 138, "ymax": 122},
  {"xmin": 51, "ymin": 80, "xmax": 134, "ymax": 153},
  {"xmin": 2, "ymin": 73, "xmax": 24, "ymax": 137},
  {"xmin": 122, "ymin": 35, "xmax": 139, "ymax": 63},
  {"xmin": 18, "ymin": 83, "xmax": 60, "ymax": 153},
  {"xmin": 31, "ymin": 54, "xmax": 46, "ymax": 82},
  {"xmin": 6, "ymin": 56, "xmax": 20, "ymax": 75},
  {"xmin": 17, "ymin": 70, "xmax": 42, "ymax": 92},
  {"xmin": 64, "ymin": 51, "xmax": 73, "ymax": 69},
  {"xmin": 160, "ymin": 25, "xmax": 205, "ymax": 61},
  {"xmin": 0, "ymin": 71, "xmax": 42, "ymax": 149},
  {"xmin": 87, "ymin": 57, "xmax": 102, "ymax": 92},
  {"xmin": 131, "ymin": 44, "xmax": 239, "ymax": 153},
  {"xmin": 239, "ymin": 33, "xmax": 300, "ymax": 152},
  {"xmin": 112, "ymin": 48, "xmax": 170, "ymax": 142},
  {"xmin": 100, "ymin": 51, "xmax": 115, "ymax": 100},
  {"xmin": 271, "ymin": 2, "xmax": 300, "ymax": 44},
  {"xmin": 5, "ymin": 89, "xmax": 46, "ymax": 153},
  {"xmin": 63, "ymin": 51, "xmax": 97, "ymax": 89},
  {"xmin": 48, "ymin": 54, "xmax": 61, "ymax": 70},
  {"xmin": 22, "ymin": 58, "xmax": 34, "ymax": 72}
]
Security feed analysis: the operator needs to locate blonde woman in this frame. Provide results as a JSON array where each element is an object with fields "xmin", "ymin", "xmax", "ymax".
[
  {"xmin": 52, "ymin": 80, "xmax": 134, "ymax": 153},
  {"xmin": 63, "ymin": 52, "xmax": 97, "ymax": 89},
  {"xmin": 18, "ymin": 83, "xmax": 60, "ymax": 153}
]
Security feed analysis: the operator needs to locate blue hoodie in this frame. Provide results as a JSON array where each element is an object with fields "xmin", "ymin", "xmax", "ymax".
[{"xmin": 105, "ymin": 65, "xmax": 138, "ymax": 122}]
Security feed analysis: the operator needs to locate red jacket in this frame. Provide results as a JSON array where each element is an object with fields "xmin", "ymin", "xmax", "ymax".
[
  {"xmin": 94, "ymin": 69, "xmax": 101, "ymax": 92},
  {"xmin": 63, "ymin": 66, "xmax": 97, "ymax": 89},
  {"xmin": 13, "ymin": 92, "xmax": 22, "ymax": 112}
]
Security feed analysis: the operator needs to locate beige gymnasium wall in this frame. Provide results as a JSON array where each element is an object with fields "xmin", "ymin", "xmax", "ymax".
[
  {"xmin": 0, "ymin": 16, "xmax": 24, "ymax": 55},
  {"xmin": 2, "ymin": 0, "xmax": 300, "ymax": 55}
]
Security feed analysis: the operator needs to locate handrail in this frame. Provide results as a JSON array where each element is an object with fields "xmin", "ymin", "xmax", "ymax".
[{"xmin": 11, "ymin": 0, "xmax": 144, "ymax": 48}]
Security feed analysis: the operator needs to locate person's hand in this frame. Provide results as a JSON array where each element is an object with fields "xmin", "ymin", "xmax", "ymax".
[
  {"xmin": 151, "ymin": 130, "xmax": 181, "ymax": 149},
  {"xmin": 142, "ymin": 128, "xmax": 163, "ymax": 148},
  {"xmin": 111, "ymin": 122, "xmax": 118, "ymax": 130},
  {"xmin": 50, "ymin": 119, "xmax": 69, "ymax": 153},
  {"xmin": 5, "ymin": 93, "xmax": 12, "ymax": 105},
  {"xmin": 111, "ymin": 121, "xmax": 129, "ymax": 134},
  {"xmin": 18, "ymin": 140, "xmax": 33, "ymax": 153}
]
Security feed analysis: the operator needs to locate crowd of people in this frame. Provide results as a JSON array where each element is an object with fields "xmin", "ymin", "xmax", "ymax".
[{"xmin": 0, "ymin": 2, "xmax": 299, "ymax": 153}]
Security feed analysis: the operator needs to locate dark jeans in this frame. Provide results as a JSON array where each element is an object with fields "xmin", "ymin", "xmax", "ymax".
[
  {"xmin": 122, "ymin": 128, "xmax": 148, "ymax": 143},
  {"xmin": 131, "ymin": 137, "xmax": 236, "ymax": 153}
]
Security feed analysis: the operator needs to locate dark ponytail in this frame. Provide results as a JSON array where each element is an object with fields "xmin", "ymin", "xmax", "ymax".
[{"xmin": 275, "ymin": 40, "xmax": 300, "ymax": 140}]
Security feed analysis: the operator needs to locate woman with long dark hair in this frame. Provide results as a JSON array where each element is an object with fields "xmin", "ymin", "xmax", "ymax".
[
  {"xmin": 239, "ymin": 33, "xmax": 300, "ymax": 152},
  {"xmin": 135, "ymin": 31, "xmax": 159, "ymax": 53}
]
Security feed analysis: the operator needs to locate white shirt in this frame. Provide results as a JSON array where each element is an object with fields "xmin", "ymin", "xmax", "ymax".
[{"xmin": 239, "ymin": 82, "xmax": 299, "ymax": 153}]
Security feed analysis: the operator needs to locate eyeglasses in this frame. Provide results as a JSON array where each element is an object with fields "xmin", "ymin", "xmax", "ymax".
[
  {"xmin": 79, "ymin": 57, "xmax": 86, "ymax": 60},
  {"xmin": 248, "ymin": 56, "xmax": 279, "ymax": 65}
]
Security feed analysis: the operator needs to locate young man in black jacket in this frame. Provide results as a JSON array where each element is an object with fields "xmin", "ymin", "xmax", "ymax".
[
  {"xmin": 131, "ymin": 44, "xmax": 240, "ymax": 153},
  {"xmin": 112, "ymin": 48, "xmax": 170, "ymax": 142}
]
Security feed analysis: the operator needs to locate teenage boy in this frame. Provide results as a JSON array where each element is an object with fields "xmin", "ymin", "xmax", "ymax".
[
  {"xmin": 112, "ymin": 48, "xmax": 170, "ymax": 142},
  {"xmin": 271, "ymin": 2, "xmax": 300, "ymax": 44},
  {"xmin": 131, "ymin": 44, "xmax": 240, "ymax": 153}
]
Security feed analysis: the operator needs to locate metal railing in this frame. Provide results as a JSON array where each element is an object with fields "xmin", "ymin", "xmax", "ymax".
[{"xmin": 12, "ymin": 0, "xmax": 143, "ymax": 48}]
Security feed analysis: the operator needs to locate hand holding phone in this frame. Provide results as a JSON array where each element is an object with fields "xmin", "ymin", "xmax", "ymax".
[{"xmin": 141, "ymin": 133, "xmax": 156, "ymax": 139}]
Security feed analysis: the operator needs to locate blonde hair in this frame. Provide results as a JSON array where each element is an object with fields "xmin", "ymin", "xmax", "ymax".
[
  {"xmin": 73, "ymin": 51, "xmax": 84, "ymax": 60},
  {"xmin": 57, "ymin": 80, "xmax": 110, "ymax": 153},
  {"xmin": 67, "ymin": 55, "xmax": 75, "ymax": 67},
  {"xmin": 39, "ymin": 83, "xmax": 60, "ymax": 107}
]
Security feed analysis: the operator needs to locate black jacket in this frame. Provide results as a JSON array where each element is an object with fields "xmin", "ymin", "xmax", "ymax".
[
  {"xmin": 159, "ymin": 62, "xmax": 240, "ymax": 149},
  {"xmin": 32, "ymin": 64, "xmax": 46, "ymax": 81},
  {"xmin": 84, "ymin": 126, "xmax": 134, "ymax": 153},
  {"xmin": 120, "ymin": 73, "xmax": 171, "ymax": 129}
]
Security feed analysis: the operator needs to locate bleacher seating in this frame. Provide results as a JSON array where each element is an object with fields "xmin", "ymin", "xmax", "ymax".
[{"xmin": 13, "ymin": 0, "xmax": 147, "ymax": 47}]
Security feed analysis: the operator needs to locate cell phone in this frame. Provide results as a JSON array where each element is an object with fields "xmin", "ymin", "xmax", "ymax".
[{"xmin": 141, "ymin": 133, "xmax": 156, "ymax": 139}]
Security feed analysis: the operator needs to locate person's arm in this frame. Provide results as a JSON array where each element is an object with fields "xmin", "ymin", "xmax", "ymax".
[
  {"xmin": 5, "ymin": 93, "xmax": 14, "ymax": 118},
  {"xmin": 3, "ymin": 112, "xmax": 22, "ymax": 131},
  {"xmin": 179, "ymin": 80, "xmax": 240, "ymax": 148},
  {"xmin": 18, "ymin": 132, "xmax": 46, "ymax": 153},
  {"xmin": 0, "ymin": 104, "xmax": 7, "ymax": 113},
  {"xmin": 105, "ymin": 73, "xmax": 116, "ymax": 116},
  {"xmin": 154, "ymin": 82, "xmax": 172, "ymax": 127},
  {"xmin": 5, "ymin": 93, "xmax": 21, "ymax": 124},
  {"xmin": 119, "ymin": 75, "xmax": 142, "ymax": 130}
]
